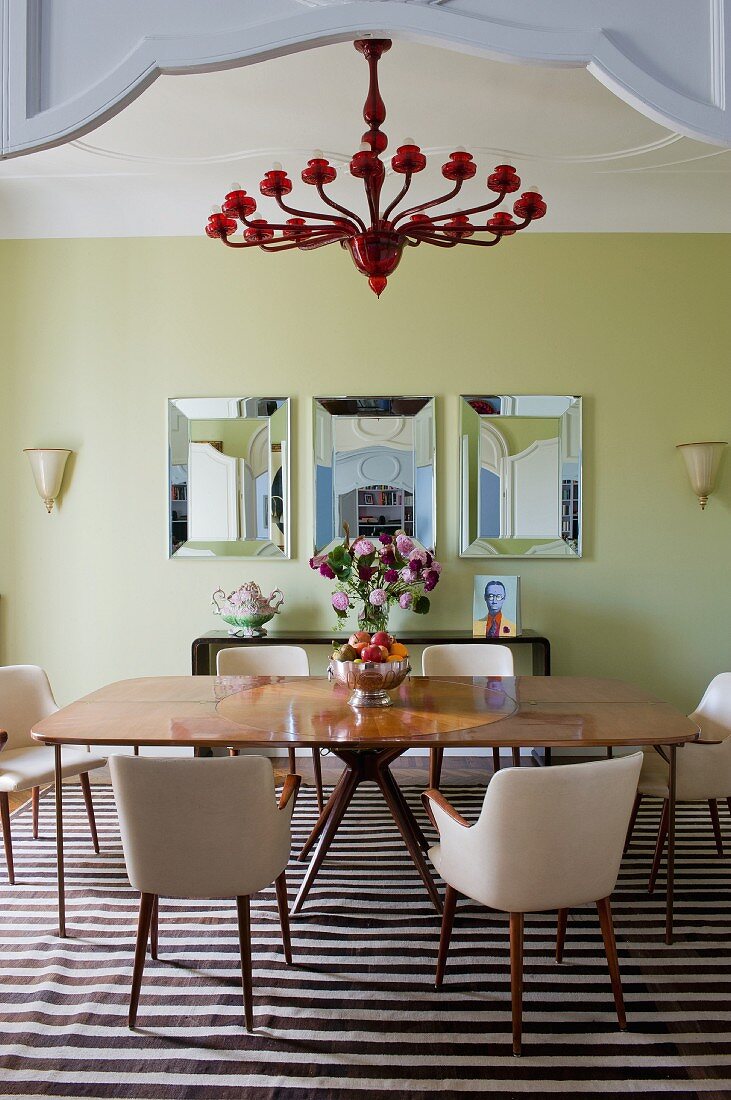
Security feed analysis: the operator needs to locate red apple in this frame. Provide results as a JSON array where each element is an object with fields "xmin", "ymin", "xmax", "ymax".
[
  {"xmin": 361, "ymin": 644, "xmax": 385, "ymax": 662},
  {"xmin": 378, "ymin": 645, "xmax": 390, "ymax": 660},
  {"xmin": 353, "ymin": 640, "xmax": 369, "ymax": 655},
  {"xmin": 349, "ymin": 631, "xmax": 371, "ymax": 647},
  {"xmin": 372, "ymin": 631, "xmax": 393, "ymax": 648}
]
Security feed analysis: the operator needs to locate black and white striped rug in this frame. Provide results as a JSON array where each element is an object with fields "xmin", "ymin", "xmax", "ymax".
[{"xmin": 1, "ymin": 784, "xmax": 730, "ymax": 1099}]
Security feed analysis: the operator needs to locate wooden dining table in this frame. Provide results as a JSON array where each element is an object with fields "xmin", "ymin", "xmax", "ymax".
[{"xmin": 32, "ymin": 674, "xmax": 698, "ymax": 944}]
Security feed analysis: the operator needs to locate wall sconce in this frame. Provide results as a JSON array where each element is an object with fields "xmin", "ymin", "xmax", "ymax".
[
  {"xmin": 23, "ymin": 448, "xmax": 72, "ymax": 513},
  {"xmin": 677, "ymin": 441, "xmax": 727, "ymax": 509}
]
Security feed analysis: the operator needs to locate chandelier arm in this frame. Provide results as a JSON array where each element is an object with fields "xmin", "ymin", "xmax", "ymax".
[
  {"xmin": 296, "ymin": 231, "xmax": 353, "ymax": 251},
  {"xmin": 272, "ymin": 194, "xmax": 359, "ymax": 234},
  {"xmin": 427, "ymin": 192, "xmax": 507, "ymax": 223},
  {"xmin": 221, "ymin": 236, "xmax": 261, "ymax": 249},
  {"xmin": 381, "ymin": 172, "xmax": 413, "ymax": 224},
  {"xmin": 315, "ymin": 181, "xmax": 367, "ymax": 234},
  {"xmin": 390, "ymin": 181, "xmax": 464, "ymax": 229},
  {"xmin": 401, "ymin": 232, "xmax": 460, "ymax": 249}
]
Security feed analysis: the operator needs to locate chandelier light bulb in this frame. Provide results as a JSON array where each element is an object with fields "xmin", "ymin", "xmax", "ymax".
[
  {"xmin": 205, "ymin": 39, "xmax": 547, "ymax": 296},
  {"xmin": 525, "ymin": 183, "xmax": 540, "ymax": 193}
]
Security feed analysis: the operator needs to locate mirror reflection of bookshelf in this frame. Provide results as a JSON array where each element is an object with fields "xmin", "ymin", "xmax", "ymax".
[
  {"xmin": 170, "ymin": 464, "xmax": 188, "ymax": 549},
  {"xmin": 561, "ymin": 479, "xmax": 579, "ymax": 542},
  {"xmin": 357, "ymin": 485, "xmax": 414, "ymax": 538}
]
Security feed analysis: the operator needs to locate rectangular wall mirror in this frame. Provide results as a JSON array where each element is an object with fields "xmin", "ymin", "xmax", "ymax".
[
  {"xmin": 168, "ymin": 397, "xmax": 290, "ymax": 558},
  {"xmin": 314, "ymin": 397, "xmax": 436, "ymax": 554},
  {"xmin": 460, "ymin": 395, "xmax": 582, "ymax": 558}
]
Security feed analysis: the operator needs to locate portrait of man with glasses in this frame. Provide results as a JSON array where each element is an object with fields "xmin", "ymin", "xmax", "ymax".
[{"xmin": 472, "ymin": 576, "xmax": 520, "ymax": 638}]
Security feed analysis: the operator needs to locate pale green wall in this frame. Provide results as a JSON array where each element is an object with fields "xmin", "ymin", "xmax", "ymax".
[{"xmin": 0, "ymin": 235, "xmax": 729, "ymax": 713}]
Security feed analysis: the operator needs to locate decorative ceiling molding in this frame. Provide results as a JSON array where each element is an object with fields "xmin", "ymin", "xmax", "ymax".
[
  {"xmin": 3, "ymin": 0, "xmax": 731, "ymax": 160},
  {"xmin": 69, "ymin": 132, "xmax": 687, "ymax": 172}
]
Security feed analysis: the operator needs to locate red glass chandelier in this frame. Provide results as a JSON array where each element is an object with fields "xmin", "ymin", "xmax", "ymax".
[{"xmin": 206, "ymin": 39, "xmax": 547, "ymax": 297}]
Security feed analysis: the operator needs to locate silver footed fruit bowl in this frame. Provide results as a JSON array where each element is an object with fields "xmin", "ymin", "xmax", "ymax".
[{"xmin": 328, "ymin": 658, "xmax": 411, "ymax": 709}]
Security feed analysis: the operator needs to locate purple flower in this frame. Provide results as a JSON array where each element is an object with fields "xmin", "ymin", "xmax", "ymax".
[
  {"xmin": 319, "ymin": 562, "xmax": 335, "ymax": 579},
  {"xmin": 358, "ymin": 565, "xmax": 375, "ymax": 581},
  {"xmin": 383, "ymin": 568, "xmax": 399, "ymax": 583},
  {"xmin": 331, "ymin": 592, "xmax": 350, "ymax": 612},
  {"xmin": 379, "ymin": 533, "xmax": 393, "ymax": 545},
  {"xmin": 423, "ymin": 569, "xmax": 439, "ymax": 592},
  {"xmin": 409, "ymin": 547, "xmax": 428, "ymax": 566},
  {"xmin": 352, "ymin": 538, "xmax": 375, "ymax": 558},
  {"xmin": 431, "ymin": 561, "xmax": 442, "ymax": 574},
  {"xmin": 399, "ymin": 592, "xmax": 413, "ymax": 609},
  {"xmin": 400, "ymin": 566, "xmax": 413, "ymax": 582},
  {"xmin": 309, "ymin": 555, "xmax": 324, "ymax": 571},
  {"xmin": 395, "ymin": 534, "xmax": 414, "ymax": 555},
  {"xmin": 369, "ymin": 588, "xmax": 387, "ymax": 607},
  {"xmin": 380, "ymin": 549, "xmax": 396, "ymax": 566}
]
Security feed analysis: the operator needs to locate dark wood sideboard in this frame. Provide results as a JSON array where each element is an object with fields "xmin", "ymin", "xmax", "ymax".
[{"xmin": 191, "ymin": 629, "xmax": 550, "ymax": 676}]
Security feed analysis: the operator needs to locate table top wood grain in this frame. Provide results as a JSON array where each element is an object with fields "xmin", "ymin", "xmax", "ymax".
[{"xmin": 31, "ymin": 675, "xmax": 699, "ymax": 751}]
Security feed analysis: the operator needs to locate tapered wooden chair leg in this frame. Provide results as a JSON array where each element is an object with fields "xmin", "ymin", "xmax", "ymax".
[
  {"xmin": 149, "ymin": 896, "xmax": 159, "ymax": 960},
  {"xmin": 492, "ymin": 748, "xmax": 501, "ymax": 772},
  {"xmin": 429, "ymin": 748, "xmax": 444, "ymax": 790},
  {"xmin": 275, "ymin": 871, "xmax": 293, "ymax": 965},
  {"xmin": 596, "ymin": 896, "xmax": 627, "ymax": 1030},
  {"xmin": 648, "ymin": 799, "xmax": 669, "ymax": 895},
  {"xmin": 79, "ymin": 772, "xmax": 100, "ymax": 853},
  {"xmin": 236, "ymin": 896, "xmax": 254, "ymax": 1031},
  {"xmin": 129, "ymin": 892, "xmax": 155, "ymax": 1028},
  {"xmin": 435, "ymin": 884, "xmax": 457, "ymax": 988},
  {"xmin": 511, "ymin": 748, "xmax": 521, "ymax": 767},
  {"xmin": 510, "ymin": 912, "xmax": 524, "ymax": 1056},
  {"xmin": 228, "ymin": 748, "xmax": 240, "ymax": 757},
  {"xmin": 311, "ymin": 749, "xmax": 324, "ymax": 813},
  {"xmin": 709, "ymin": 799, "xmax": 724, "ymax": 856},
  {"xmin": 32, "ymin": 787, "xmax": 40, "ymax": 839},
  {"xmin": 287, "ymin": 748, "xmax": 296, "ymax": 775},
  {"xmin": 0, "ymin": 792, "xmax": 14, "ymax": 885},
  {"xmin": 556, "ymin": 909, "xmax": 568, "ymax": 963},
  {"xmin": 623, "ymin": 792, "xmax": 643, "ymax": 854}
]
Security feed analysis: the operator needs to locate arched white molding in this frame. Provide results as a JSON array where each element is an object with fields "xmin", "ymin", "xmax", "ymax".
[{"xmin": 3, "ymin": 0, "xmax": 731, "ymax": 159}]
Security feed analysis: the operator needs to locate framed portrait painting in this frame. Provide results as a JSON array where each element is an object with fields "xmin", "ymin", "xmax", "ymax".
[{"xmin": 472, "ymin": 576, "xmax": 521, "ymax": 638}]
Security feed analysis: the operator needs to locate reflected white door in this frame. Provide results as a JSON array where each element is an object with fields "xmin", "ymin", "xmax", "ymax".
[
  {"xmin": 505, "ymin": 437, "xmax": 560, "ymax": 539},
  {"xmin": 189, "ymin": 443, "xmax": 238, "ymax": 540}
]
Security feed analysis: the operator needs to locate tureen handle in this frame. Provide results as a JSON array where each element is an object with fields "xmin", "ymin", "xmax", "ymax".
[
  {"xmin": 211, "ymin": 588, "xmax": 226, "ymax": 614},
  {"xmin": 269, "ymin": 588, "xmax": 285, "ymax": 611}
]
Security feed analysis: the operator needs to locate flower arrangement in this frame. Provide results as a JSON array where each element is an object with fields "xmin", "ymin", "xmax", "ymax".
[{"xmin": 309, "ymin": 524, "xmax": 442, "ymax": 633}]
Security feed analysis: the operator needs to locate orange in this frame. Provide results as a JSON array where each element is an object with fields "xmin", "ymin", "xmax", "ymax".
[
  {"xmin": 389, "ymin": 642, "xmax": 408, "ymax": 657},
  {"xmin": 386, "ymin": 654, "xmax": 404, "ymax": 663}
]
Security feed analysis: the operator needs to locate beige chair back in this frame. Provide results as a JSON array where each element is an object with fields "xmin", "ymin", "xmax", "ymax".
[
  {"xmin": 217, "ymin": 646, "xmax": 310, "ymax": 676},
  {"xmin": 432, "ymin": 753, "xmax": 642, "ymax": 913},
  {"xmin": 675, "ymin": 672, "xmax": 731, "ymax": 800},
  {"xmin": 0, "ymin": 665, "xmax": 58, "ymax": 751},
  {"xmin": 110, "ymin": 755, "xmax": 293, "ymax": 898},
  {"xmin": 422, "ymin": 644, "xmax": 514, "ymax": 677}
]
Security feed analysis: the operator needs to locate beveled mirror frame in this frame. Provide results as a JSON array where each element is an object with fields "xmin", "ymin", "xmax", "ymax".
[
  {"xmin": 168, "ymin": 396, "xmax": 290, "ymax": 559},
  {"xmin": 313, "ymin": 396, "xmax": 436, "ymax": 555},
  {"xmin": 460, "ymin": 395, "xmax": 582, "ymax": 558}
]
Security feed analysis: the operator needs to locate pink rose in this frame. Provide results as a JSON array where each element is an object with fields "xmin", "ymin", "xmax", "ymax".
[
  {"xmin": 395, "ymin": 534, "xmax": 414, "ymax": 555},
  {"xmin": 400, "ymin": 566, "xmax": 413, "ymax": 582},
  {"xmin": 352, "ymin": 539, "xmax": 375, "ymax": 558},
  {"xmin": 431, "ymin": 561, "xmax": 442, "ymax": 574},
  {"xmin": 409, "ymin": 548, "xmax": 427, "ymax": 565},
  {"xmin": 332, "ymin": 592, "xmax": 349, "ymax": 612},
  {"xmin": 399, "ymin": 592, "xmax": 413, "ymax": 609},
  {"xmin": 369, "ymin": 588, "xmax": 387, "ymax": 607}
]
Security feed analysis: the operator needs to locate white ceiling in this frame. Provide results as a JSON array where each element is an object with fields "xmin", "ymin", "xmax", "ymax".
[{"xmin": 1, "ymin": 38, "xmax": 729, "ymax": 238}]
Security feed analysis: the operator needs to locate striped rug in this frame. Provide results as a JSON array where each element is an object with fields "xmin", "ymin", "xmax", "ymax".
[{"xmin": 0, "ymin": 784, "xmax": 730, "ymax": 1099}]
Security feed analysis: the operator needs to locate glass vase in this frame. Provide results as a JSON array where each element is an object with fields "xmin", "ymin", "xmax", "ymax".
[{"xmin": 358, "ymin": 600, "xmax": 390, "ymax": 636}]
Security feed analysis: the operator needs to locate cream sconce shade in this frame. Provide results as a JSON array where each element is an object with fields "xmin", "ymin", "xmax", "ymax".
[
  {"xmin": 677, "ymin": 441, "xmax": 727, "ymax": 509},
  {"xmin": 23, "ymin": 448, "xmax": 72, "ymax": 513}
]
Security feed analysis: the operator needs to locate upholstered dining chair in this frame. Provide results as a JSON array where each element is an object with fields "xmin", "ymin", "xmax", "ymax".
[
  {"xmin": 0, "ymin": 664, "xmax": 106, "ymax": 884},
  {"xmin": 422, "ymin": 644, "xmax": 516, "ymax": 788},
  {"xmin": 423, "ymin": 753, "xmax": 643, "ymax": 1055},
  {"xmin": 216, "ymin": 645, "xmax": 325, "ymax": 811},
  {"xmin": 624, "ymin": 671, "xmax": 731, "ymax": 892},
  {"xmin": 110, "ymin": 754, "xmax": 300, "ymax": 1030}
]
